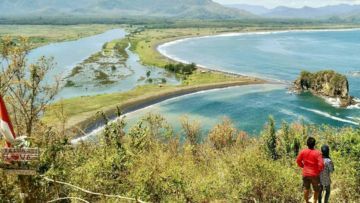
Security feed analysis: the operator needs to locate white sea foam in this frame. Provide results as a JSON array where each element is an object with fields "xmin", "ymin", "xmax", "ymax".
[
  {"xmin": 323, "ymin": 97, "xmax": 341, "ymax": 108},
  {"xmin": 346, "ymin": 98, "xmax": 360, "ymax": 109},
  {"xmin": 71, "ymin": 115, "xmax": 125, "ymax": 144},
  {"xmin": 348, "ymin": 71, "xmax": 360, "ymax": 77},
  {"xmin": 299, "ymin": 107, "xmax": 359, "ymax": 125},
  {"xmin": 347, "ymin": 103, "xmax": 360, "ymax": 109},
  {"xmin": 74, "ymin": 28, "xmax": 360, "ymax": 143},
  {"xmin": 347, "ymin": 116, "xmax": 360, "ymax": 121},
  {"xmin": 320, "ymin": 96, "xmax": 360, "ymax": 109},
  {"xmin": 280, "ymin": 108, "xmax": 310, "ymax": 122},
  {"xmin": 71, "ymin": 103, "xmax": 158, "ymax": 144},
  {"xmin": 159, "ymin": 28, "xmax": 360, "ymax": 53},
  {"xmin": 72, "ymin": 84, "xmax": 285, "ymax": 143},
  {"xmin": 70, "ymin": 86, "xmax": 248, "ymax": 144},
  {"xmin": 158, "ymin": 45, "xmax": 285, "ymax": 84},
  {"xmin": 158, "ymin": 28, "xmax": 360, "ymax": 83},
  {"xmin": 158, "ymin": 28, "xmax": 360, "ymax": 56}
]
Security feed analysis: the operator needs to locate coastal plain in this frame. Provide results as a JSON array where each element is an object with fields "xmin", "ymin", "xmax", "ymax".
[
  {"xmin": 25, "ymin": 26, "xmax": 265, "ymax": 132},
  {"xmin": 2, "ymin": 25, "xmax": 359, "ymax": 134}
]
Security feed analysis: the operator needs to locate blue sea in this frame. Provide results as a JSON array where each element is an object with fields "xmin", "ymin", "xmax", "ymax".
[{"xmin": 125, "ymin": 30, "xmax": 360, "ymax": 134}]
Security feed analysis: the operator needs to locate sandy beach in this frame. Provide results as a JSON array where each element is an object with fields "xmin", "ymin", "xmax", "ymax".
[
  {"xmin": 71, "ymin": 78, "xmax": 266, "ymax": 138},
  {"xmin": 68, "ymin": 30, "xmax": 276, "ymax": 139}
]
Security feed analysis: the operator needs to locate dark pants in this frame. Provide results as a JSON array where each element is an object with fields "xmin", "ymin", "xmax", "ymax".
[
  {"xmin": 303, "ymin": 176, "xmax": 320, "ymax": 191},
  {"xmin": 319, "ymin": 185, "xmax": 331, "ymax": 203}
]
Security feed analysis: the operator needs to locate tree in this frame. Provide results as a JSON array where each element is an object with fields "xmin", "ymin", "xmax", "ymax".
[
  {"xmin": 164, "ymin": 63, "xmax": 197, "ymax": 75},
  {"xmin": 209, "ymin": 118, "xmax": 236, "ymax": 150},
  {"xmin": 146, "ymin": 70, "xmax": 151, "ymax": 78},
  {"xmin": 181, "ymin": 116, "xmax": 201, "ymax": 149},
  {"xmin": 279, "ymin": 121, "xmax": 291, "ymax": 157},
  {"xmin": 0, "ymin": 36, "xmax": 60, "ymax": 202},
  {"xmin": 1, "ymin": 36, "xmax": 59, "ymax": 138},
  {"xmin": 264, "ymin": 116, "xmax": 278, "ymax": 160}
]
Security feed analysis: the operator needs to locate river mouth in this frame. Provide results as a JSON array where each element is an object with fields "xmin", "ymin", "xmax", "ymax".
[
  {"xmin": 27, "ymin": 28, "xmax": 179, "ymax": 100},
  {"xmin": 43, "ymin": 28, "xmax": 358, "ymax": 142}
]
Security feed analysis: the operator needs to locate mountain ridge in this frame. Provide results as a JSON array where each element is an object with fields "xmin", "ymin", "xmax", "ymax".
[
  {"xmin": 0, "ymin": 0, "xmax": 254, "ymax": 19},
  {"xmin": 227, "ymin": 3, "xmax": 360, "ymax": 19}
]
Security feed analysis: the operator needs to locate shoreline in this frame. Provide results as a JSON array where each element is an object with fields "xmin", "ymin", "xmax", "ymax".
[
  {"xmin": 70, "ymin": 27, "xmax": 360, "ymax": 139},
  {"xmin": 156, "ymin": 27, "xmax": 360, "ymax": 79},
  {"xmin": 71, "ymin": 79, "xmax": 267, "ymax": 141}
]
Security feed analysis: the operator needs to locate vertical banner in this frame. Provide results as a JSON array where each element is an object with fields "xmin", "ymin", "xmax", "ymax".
[{"xmin": 0, "ymin": 96, "xmax": 17, "ymax": 147}]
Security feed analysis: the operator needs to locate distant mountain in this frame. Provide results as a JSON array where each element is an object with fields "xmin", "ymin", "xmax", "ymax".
[
  {"xmin": 0, "ymin": 0, "xmax": 253, "ymax": 19},
  {"xmin": 265, "ymin": 4, "xmax": 360, "ymax": 19},
  {"xmin": 224, "ymin": 4, "xmax": 269, "ymax": 15},
  {"xmin": 227, "ymin": 3, "xmax": 360, "ymax": 19}
]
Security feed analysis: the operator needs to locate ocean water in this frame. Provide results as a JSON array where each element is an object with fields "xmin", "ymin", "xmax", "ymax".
[{"xmin": 124, "ymin": 30, "xmax": 360, "ymax": 133}]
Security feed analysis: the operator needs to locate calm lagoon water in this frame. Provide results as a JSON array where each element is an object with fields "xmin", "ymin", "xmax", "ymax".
[
  {"xmin": 124, "ymin": 30, "xmax": 360, "ymax": 133},
  {"xmin": 27, "ymin": 29, "xmax": 178, "ymax": 99},
  {"xmin": 29, "ymin": 29, "xmax": 126, "ymax": 81}
]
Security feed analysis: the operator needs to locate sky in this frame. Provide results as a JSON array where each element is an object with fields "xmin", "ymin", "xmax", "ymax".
[{"xmin": 213, "ymin": 0, "xmax": 360, "ymax": 8}]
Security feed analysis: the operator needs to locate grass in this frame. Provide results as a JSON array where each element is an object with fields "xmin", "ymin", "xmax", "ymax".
[
  {"xmin": 44, "ymin": 84, "xmax": 176, "ymax": 125},
  {"xmin": 109, "ymin": 38, "xmax": 130, "ymax": 58},
  {"xmin": 44, "ymin": 73, "xmax": 260, "ymax": 129},
  {"xmin": 1, "ymin": 25, "xmax": 263, "ymax": 129},
  {"xmin": 68, "ymin": 66, "xmax": 83, "ymax": 78},
  {"xmin": 83, "ymin": 38, "xmax": 130, "ymax": 64},
  {"xmin": 128, "ymin": 25, "xmax": 360, "ymax": 69},
  {"xmin": 184, "ymin": 71, "xmax": 251, "ymax": 85},
  {"xmin": 0, "ymin": 24, "xmax": 120, "ymax": 49},
  {"xmin": 42, "ymin": 27, "xmax": 264, "ymax": 129},
  {"xmin": 129, "ymin": 28, "xmax": 226, "ymax": 67}
]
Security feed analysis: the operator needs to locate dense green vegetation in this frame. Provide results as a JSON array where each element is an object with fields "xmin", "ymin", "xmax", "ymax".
[
  {"xmin": 0, "ymin": 23, "xmax": 359, "ymax": 202},
  {"xmin": 1, "ymin": 114, "xmax": 359, "ymax": 202},
  {"xmin": 2, "ymin": 0, "xmax": 360, "ymax": 26},
  {"xmin": 298, "ymin": 70, "xmax": 348, "ymax": 88},
  {"xmin": 1, "ymin": 16, "xmax": 360, "ymax": 28},
  {"xmin": 44, "ymin": 72, "xmax": 256, "ymax": 130},
  {"xmin": 295, "ymin": 70, "xmax": 353, "ymax": 106},
  {"xmin": 164, "ymin": 63, "xmax": 197, "ymax": 75},
  {"xmin": 0, "ymin": 0, "xmax": 253, "ymax": 20}
]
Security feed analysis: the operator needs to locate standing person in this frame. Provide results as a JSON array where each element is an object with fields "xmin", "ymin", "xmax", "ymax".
[
  {"xmin": 319, "ymin": 145, "xmax": 334, "ymax": 203},
  {"xmin": 296, "ymin": 137, "xmax": 324, "ymax": 203}
]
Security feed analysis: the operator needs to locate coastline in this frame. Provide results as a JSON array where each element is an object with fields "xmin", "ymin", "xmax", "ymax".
[
  {"xmin": 70, "ymin": 78, "xmax": 267, "ymax": 140},
  {"xmin": 68, "ymin": 27, "xmax": 360, "ymax": 139},
  {"xmin": 156, "ymin": 27, "xmax": 360, "ymax": 79}
]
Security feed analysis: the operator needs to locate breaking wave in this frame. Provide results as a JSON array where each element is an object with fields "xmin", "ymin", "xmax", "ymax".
[{"xmin": 299, "ymin": 107, "xmax": 359, "ymax": 125}]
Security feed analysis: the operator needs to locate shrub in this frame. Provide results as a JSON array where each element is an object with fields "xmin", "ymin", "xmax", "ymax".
[
  {"xmin": 164, "ymin": 62, "xmax": 197, "ymax": 75},
  {"xmin": 208, "ymin": 118, "xmax": 237, "ymax": 150}
]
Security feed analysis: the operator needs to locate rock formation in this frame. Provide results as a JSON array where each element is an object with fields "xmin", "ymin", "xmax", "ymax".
[{"xmin": 294, "ymin": 70, "xmax": 356, "ymax": 107}]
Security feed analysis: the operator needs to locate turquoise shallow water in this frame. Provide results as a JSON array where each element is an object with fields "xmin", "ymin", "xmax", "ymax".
[
  {"xmin": 124, "ymin": 84, "xmax": 358, "ymax": 135},
  {"xmin": 125, "ymin": 30, "xmax": 360, "ymax": 133},
  {"xmin": 159, "ymin": 30, "xmax": 360, "ymax": 97}
]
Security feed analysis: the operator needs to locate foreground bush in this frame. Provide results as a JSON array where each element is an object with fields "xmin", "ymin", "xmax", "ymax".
[{"xmin": 0, "ymin": 114, "xmax": 359, "ymax": 202}]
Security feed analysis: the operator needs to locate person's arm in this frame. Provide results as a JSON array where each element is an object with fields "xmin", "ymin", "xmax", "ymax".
[
  {"xmin": 296, "ymin": 151, "xmax": 304, "ymax": 168},
  {"xmin": 329, "ymin": 159, "xmax": 334, "ymax": 173}
]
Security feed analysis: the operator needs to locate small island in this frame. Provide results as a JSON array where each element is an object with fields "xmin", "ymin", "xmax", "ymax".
[{"xmin": 294, "ymin": 70, "xmax": 356, "ymax": 107}]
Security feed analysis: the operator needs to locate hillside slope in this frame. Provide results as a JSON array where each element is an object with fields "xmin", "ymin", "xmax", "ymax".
[
  {"xmin": 227, "ymin": 3, "xmax": 360, "ymax": 19},
  {"xmin": 0, "ymin": 0, "xmax": 253, "ymax": 19}
]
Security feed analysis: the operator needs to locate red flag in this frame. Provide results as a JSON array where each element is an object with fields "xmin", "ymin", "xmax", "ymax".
[{"xmin": 0, "ymin": 96, "xmax": 16, "ymax": 147}]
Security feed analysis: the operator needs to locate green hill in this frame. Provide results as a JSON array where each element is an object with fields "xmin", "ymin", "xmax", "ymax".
[{"xmin": 0, "ymin": 0, "xmax": 253, "ymax": 19}]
